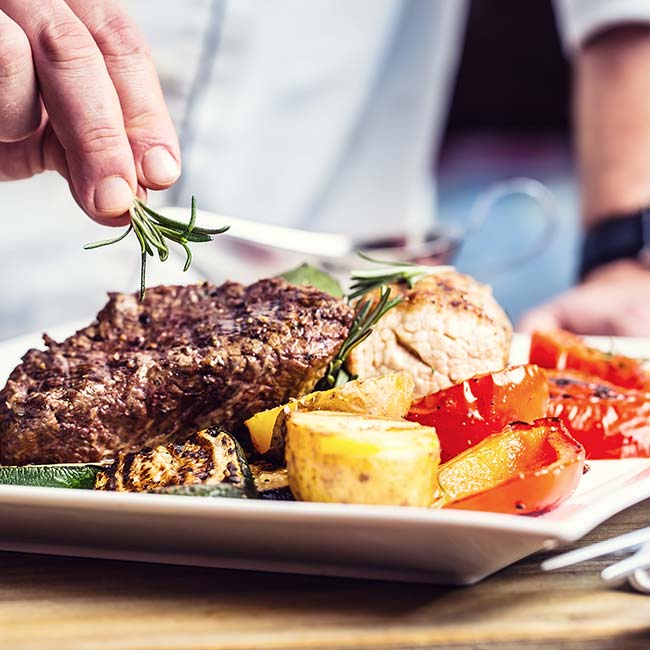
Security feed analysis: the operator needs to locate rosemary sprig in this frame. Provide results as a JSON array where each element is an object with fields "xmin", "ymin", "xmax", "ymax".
[
  {"xmin": 84, "ymin": 197, "xmax": 229, "ymax": 300},
  {"xmin": 348, "ymin": 251, "xmax": 453, "ymax": 300},
  {"xmin": 316, "ymin": 285, "xmax": 403, "ymax": 390},
  {"xmin": 317, "ymin": 252, "xmax": 455, "ymax": 389}
]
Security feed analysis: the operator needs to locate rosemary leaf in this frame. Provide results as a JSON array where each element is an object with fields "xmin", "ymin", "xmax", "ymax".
[
  {"xmin": 180, "ymin": 241, "xmax": 193, "ymax": 272},
  {"xmin": 156, "ymin": 225, "xmax": 212, "ymax": 244},
  {"xmin": 315, "ymin": 285, "xmax": 404, "ymax": 391},
  {"xmin": 83, "ymin": 225, "xmax": 133, "ymax": 250},
  {"xmin": 139, "ymin": 252, "xmax": 146, "ymax": 301},
  {"xmin": 84, "ymin": 197, "xmax": 229, "ymax": 300},
  {"xmin": 137, "ymin": 199, "xmax": 229, "ymax": 236},
  {"xmin": 181, "ymin": 195, "xmax": 197, "ymax": 238}
]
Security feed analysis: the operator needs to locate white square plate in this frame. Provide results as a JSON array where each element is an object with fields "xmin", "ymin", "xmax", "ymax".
[{"xmin": 0, "ymin": 327, "xmax": 649, "ymax": 585}]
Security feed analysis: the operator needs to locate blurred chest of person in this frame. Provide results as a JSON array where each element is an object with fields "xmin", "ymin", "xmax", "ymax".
[{"xmin": 131, "ymin": 0, "xmax": 468, "ymax": 234}]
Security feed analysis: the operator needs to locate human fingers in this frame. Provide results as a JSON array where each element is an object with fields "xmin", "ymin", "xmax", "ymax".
[
  {"xmin": 517, "ymin": 280, "xmax": 650, "ymax": 337},
  {"xmin": 0, "ymin": 114, "xmax": 65, "ymax": 182},
  {"xmin": 67, "ymin": 0, "xmax": 180, "ymax": 190},
  {"xmin": 0, "ymin": 10, "xmax": 41, "ymax": 142},
  {"xmin": 2, "ymin": 0, "xmax": 137, "ymax": 221},
  {"xmin": 516, "ymin": 304, "xmax": 562, "ymax": 334},
  {"xmin": 41, "ymin": 122, "xmax": 148, "ymax": 227},
  {"xmin": 516, "ymin": 288, "xmax": 611, "ymax": 335}
]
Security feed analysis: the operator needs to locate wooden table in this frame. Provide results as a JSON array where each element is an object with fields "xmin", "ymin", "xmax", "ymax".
[{"xmin": 1, "ymin": 500, "xmax": 649, "ymax": 650}]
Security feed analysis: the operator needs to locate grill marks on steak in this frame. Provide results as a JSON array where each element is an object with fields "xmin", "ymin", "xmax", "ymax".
[{"xmin": 0, "ymin": 279, "xmax": 353, "ymax": 465}]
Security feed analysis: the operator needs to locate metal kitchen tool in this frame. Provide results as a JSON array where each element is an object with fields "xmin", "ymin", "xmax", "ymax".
[
  {"xmin": 542, "ymin": 526, "xmax": 650, "ymax": 594},
  {"xmin": 159, "ymin": 177, "xmax": 557, "ymax": 272}
]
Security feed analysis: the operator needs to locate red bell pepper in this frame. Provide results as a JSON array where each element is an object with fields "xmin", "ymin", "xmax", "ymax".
[
  {"xmin": 530, "ymin": 329, "xmax": 650, "ymax": 391},
  {"xmin": 436, "ymin": 418, "xmax": 585, "ymax": 515},
  {"xmin": 545, "ymin": 369, "xmax": 650, "ymax": 459},
  {"xmin": 407, "ymin": 365, "xmax": 549, "ymax": 462}
]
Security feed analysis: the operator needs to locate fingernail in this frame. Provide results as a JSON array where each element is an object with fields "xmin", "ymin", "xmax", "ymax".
[
  {"xmin": 142, "ymin": 148, "xmax": 180, "ymax": 185},
  {"xmin": 94, "ymin": 176, "xmax": 134, "ymax": 214}
]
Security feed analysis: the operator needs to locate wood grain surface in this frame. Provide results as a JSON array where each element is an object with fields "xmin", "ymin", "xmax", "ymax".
[{"xmin": 1, "ymin": 500, "xmax": 649, "ymax": 650}]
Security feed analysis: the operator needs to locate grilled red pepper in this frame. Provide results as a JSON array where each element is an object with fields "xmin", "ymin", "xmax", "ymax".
[
  {"xmin": 436, "ymin": 418, "xmax": 585, "ymax": 515},
  {"xmin": 530, "ymin": 329, "xmax": 650, "ymax": 391},
  {"xmin": 545, "ymin": 369, "xmax": 650, "ymax": 459},
  {"xmin": 407, "ymin": 365, "xmax": 549, "ymax": 462}
]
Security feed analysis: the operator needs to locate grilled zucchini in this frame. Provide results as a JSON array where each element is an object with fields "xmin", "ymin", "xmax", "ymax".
[
  {"xmin": 153, "ymin": 484, "xmax": 252, "ymax": 498},
  {"xmin": 95, "ymin": 426, "xmax": 256, "ymax": 498}
]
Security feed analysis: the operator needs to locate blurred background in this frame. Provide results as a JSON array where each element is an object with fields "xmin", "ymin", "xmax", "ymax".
[
  {"xmin": 438, "ymin": 0, "xmax": 576, "ymax": 324},
  {"xmin": 0, "ymin": 0, "xmax": 578, "ymax": 341}
]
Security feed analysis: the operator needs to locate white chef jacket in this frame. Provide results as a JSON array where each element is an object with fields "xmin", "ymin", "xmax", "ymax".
[{"xmin": 1, "ymin": 0, "xmax": 649, "ymax": 339}]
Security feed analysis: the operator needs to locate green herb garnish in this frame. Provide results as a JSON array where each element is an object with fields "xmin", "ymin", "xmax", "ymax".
[
  {"xmin": 348, "ymin": 251, "xmax": 453, "ymax": 300},
  {"xmin": 85, "ymin": 197, "xmax": 229, "ymax": 300},
  {"xmin": 316, "ymin": 285, "xmax": 402, "ymax": 390},
  {"xmin": 279, "ymin": 263, "xmax": 343, "ymax": 298}
]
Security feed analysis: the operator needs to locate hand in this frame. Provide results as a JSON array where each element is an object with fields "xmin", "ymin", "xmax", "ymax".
[
  {"xmin": 0, "ymin": 1, "xmax": 180, "ymax": 225},
  {"xmin": 517, "ymin": 259, "xmax": 650, "ymax": 336}
]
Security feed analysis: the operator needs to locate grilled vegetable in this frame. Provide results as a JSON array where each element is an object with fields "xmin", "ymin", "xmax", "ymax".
[
  {"xmin": 545, "ymin": 369, "xmax": 650, "ymax": 459},
  {"xmin": 258, "ymin": 486, "xmax": 295, "ymax": 501},
  {"xmin": 0, "ymin": 463, "xmax": 104, "ymax": 489},
  {"xmin": 152, "ymin": 484, "xmax": 252, "ymax": 498},
  {"xmin": 435, "ymin": 418, "xmax": 585, "ymax": 515},
  {"xmin": 95, "ymin": 427, "xmax": 256, "ymax": 497},
  {"xmin": 530, "ymin": 329, "xmax": 650, "ymax": 391},
  {"xmin": 251, "ymin": 464, "xmax": 294, "ymax": 500},
  {"xmin": 285, "ymin": 411, "xmax": 439, "ymax": 506},
  {"xmin": 245, "ymin": 371, "xmax": 415, "ymax": 458},
  {"xmin": 408, "ymin": 365, "xmax": 549, "ymax": 462}
]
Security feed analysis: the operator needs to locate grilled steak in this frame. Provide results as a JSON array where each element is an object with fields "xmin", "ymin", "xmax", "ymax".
[{"xmin": 0, "ymin": 279, "xmax": 353, "ymax": 465}]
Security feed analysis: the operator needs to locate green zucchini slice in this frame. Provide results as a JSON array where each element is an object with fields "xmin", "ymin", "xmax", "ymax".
[
  {"xmin": 153, "ymin": 483, "xmax": 252, "ymax": 499},
  {"xmin": 0, "ymin": 464, "xmax": 104, "ymax": 489}
]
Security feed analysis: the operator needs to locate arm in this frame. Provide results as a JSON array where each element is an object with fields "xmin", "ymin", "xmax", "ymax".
[
  {"xmin": 519, "ymin": 25, "xmax": 650, "ymax": 336},
  {"xmin": 578, "ymin": 26, "xmax": 650, "ymax": 222}
]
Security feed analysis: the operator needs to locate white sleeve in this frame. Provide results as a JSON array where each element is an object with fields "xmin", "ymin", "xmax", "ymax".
[{"xmin": 553, "ymin": 0, "xmax": 650, "ymax": 52}]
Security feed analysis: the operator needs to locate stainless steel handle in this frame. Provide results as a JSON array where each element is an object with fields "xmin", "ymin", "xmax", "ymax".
[{"xmin": 158, "ymin": 206, "xmax": 352, "ymax": 258}]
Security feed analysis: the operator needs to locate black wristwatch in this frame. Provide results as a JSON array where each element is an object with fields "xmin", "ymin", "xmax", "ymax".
[{"xmin": 579, "ymin": 208, "xmax": 650, "ymax": 279}]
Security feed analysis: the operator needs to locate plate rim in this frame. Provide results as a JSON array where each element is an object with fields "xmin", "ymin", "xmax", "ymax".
[{"xmin": 0, "ymin": 457, "xmax": 649, "ymax": 544}]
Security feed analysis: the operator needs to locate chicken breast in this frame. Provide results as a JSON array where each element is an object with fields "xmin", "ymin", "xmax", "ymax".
[{"xmin": 346, "ymin": 271, "xmax": 512, "ymax": 398}]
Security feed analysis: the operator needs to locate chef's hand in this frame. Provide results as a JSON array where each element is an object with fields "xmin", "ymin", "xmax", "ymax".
[
  {"xmin": 0, "ymin": 1, "xmax": 179, "ymax": 225},
  {"xmin": 517, "ymin": 259, "xmax": 650, "ymax": 336}
]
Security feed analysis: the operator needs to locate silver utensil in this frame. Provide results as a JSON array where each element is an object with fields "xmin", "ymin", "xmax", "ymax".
[
  {"xmin": 159, "ymin": 206, "xmax": 353, "ymax": 258},
  {"xmin": 159, "ymin": 177, "xmax": 557, "ymax": 269},
  {"xmin": 541, "ymin": 527, "xmax": 650, "ymax": 593}
]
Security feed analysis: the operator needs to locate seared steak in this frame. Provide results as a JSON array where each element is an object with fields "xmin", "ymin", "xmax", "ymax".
[{"xmin": 0, "ymin": 279, "xmax": 353, "ymax": 465}]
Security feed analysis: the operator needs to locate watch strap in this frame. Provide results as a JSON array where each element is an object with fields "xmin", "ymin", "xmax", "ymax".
[{"xmin": 580, "ymin": 209, "xmax": 650, "ymax": 279}]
